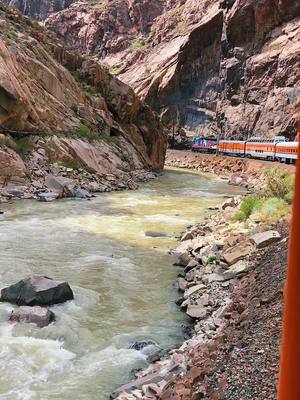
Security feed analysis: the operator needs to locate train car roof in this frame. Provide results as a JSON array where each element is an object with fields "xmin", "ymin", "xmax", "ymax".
[
  {"xmin": 219, "ymin": 140, "xmax": 246, "ymax": 143},
  {"xmin": 276, "ymin": 141, "xmax": 299, "ymax": 146},
  {"xmin": 247, "ymin": 136, "xmax": 286, "ymax": 143}
]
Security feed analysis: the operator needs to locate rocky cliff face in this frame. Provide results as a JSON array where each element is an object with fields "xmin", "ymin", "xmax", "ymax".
[
  {"xmin": 3, "ymin": 0, "xmax": 75, "ymax": 20},
  {"xmin": 0, "ymin": 4, "xmax": 166, "ymax": 194},
  {"xmin": 46, "ymin": 0, "xmax": 186, "ymax": 57},
  {"xmin": 47, "ymin": 0, "xmax": 300, "ymax": 139}
]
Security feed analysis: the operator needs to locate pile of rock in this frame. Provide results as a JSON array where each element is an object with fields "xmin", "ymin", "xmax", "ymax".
[
  {"xmin": 112, "ymin": 196, "xmax": 283, "ymax": 400},
  {"xmin": 0, "ymin": 166, "xmax": 157, "ymax": 204},
  {"xmin": 165, "ymin": 150, "xmax": 266, "ymax": 191},
  {"xmin": 37, "ymin": 174, "xmax": 93, "ymax": 202},
  {"xmin": 0, "ymin": 276, "xmax": 74, "ymax": 328},
  {"xmin": 173, "ymin": 228, "xmax": 281, "ymax": 341}
]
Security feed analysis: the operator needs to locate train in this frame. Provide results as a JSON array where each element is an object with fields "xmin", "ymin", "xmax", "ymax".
[
  {"xmin": 191, "ymin": 136, "xmax": 218, "ymax": 153},
  {"xmin": 192, "ymin": 135, "xmax": 299, "ymax": 164}
]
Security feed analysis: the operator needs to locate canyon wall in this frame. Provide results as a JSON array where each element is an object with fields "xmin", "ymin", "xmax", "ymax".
[
  {"xmin": 0, "ymin": 3, "xmax": 167, "ymax": 189},
  {"xmin": 46, "ymin": 0, "xmax": 300, "ymax": 139},
  {"xmin": 3, "ymin": 0, "xmax": 75, "ymax": 20}
]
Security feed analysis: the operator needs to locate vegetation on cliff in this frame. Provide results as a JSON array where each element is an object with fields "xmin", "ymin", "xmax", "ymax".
[
  {"xmin": 0, "ymin": 3, "xmax": 167, "ymax": 191},
  {"xmin": 45, "ymin": 0, "xmax": 300, "ymax": 140}
]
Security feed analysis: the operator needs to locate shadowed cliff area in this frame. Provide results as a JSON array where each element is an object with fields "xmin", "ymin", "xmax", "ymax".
[
  {"xmin": 42, "ymin": 0, "xmax": 300, "ymax": 139},
  {"xmin": 3, "ymin": 0, "xmax": 75, "ymax": 20}
]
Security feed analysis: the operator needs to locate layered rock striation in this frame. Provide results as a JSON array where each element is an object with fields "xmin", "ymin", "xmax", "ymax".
[
  {"xmin": 0, "ymin": 4, "xmax": 167, "ymax": 195},
  {"xmin": 47, "ymin": 0, "xmax": 300, "ymax": 139}
]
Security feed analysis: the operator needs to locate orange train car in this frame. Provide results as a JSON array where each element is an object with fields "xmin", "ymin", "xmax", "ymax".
[
  {"xmin": 218, "ymin": 136, "xmax": 299, "ymax": 164},
  {"xmin": 218, "ymin": 140, "xmax": 246, "ymax": 156},
  {"xmin": 275, "ymin": 142, "xmax": 298, "ymax": 163},
  {"xmin": 245, "ymin": 137, "xmax": 283, "ymax": 159}
]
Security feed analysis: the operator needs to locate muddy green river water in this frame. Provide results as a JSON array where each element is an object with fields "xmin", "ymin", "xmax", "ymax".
[{"xmin": 0, "ymin": 168, "xmax": 243, "ymax": 400}]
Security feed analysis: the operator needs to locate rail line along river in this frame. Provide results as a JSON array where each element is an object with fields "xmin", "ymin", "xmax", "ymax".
[{"xmin": 0, "ymin": 168, "xmax": 244, "ymax": 400}]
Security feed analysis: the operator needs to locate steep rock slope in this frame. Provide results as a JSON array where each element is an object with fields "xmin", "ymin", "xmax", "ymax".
[
  {"xmin": 46, "ymin": 0, "xmax": 187, "ymax": 57},
  {"xmin": 3, "ymin": 0, "xmax": 75, "ymax": 20},
  {"xmin": 0, "ymin": 4, "xmax": 166, "ymax": 193},
  {"xmin": 47, "ymin": 0, "xmax": 300, "ymax": 139}
]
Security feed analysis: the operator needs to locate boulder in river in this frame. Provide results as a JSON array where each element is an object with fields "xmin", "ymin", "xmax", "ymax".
[
  {"xmin": 173, "ymin": 251, "xmax": 192, "ymax": 267},
  {"xmin": 145, "ymin": 231, "xmax": 168, "ymax": 238},
  {"xmin": 71, "ymin": 187, "xmax": 92, "ymax": 199},
  {"xmin": 45, "ymin": 175, "xmax": 92, "ymax": 199},
  {"xmin": 10, "ymin": 306, "xmax": 55, "ymax": 327},
  {"xmin": 0, "ymin": 276, "xmax": 74, "ymax": 306},
  {"xmin": 37, "ymin": 191, "xmax": 60, "ymax": 202},
  {"xmin": 129, "ymin": 339, "xmax": 157, "ymax": 351}
]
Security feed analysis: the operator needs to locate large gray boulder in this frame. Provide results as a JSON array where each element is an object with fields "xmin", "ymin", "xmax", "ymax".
[
  {"xmin": 222, "ymin": 240, "xmax": 253, "ymax": 265},
  {"xmin": 45, "ymin": 175, "xmax": 74, "ymax": 196},
  {"xmin": 10, "ymin": 306, "xmax": 55, "ymax": 327},
  {"xmin": 45, "ymin": 175, "xmax": 92, "ymax": 199},
  {"xmin": 129, "ymin": 339, "xmax": 157, "ymax": 351},
  {"xmin": 37, "ymin": 191, "xmax": 60, "ymax": 202},
  {"xmin": 183, "ymin": 284, "xmax": 206, "ymax": 300},
  {"xmin": 0, "ymin": 276, "xmax": 74, "ymax": 306},
  {"xmin": 249, "ymin": 231, "xmax": 281, "ymax": 249},
  {"xmin": 173, "ymin": 251, "xmax": 192, "ymax": 267},
  {"xmin": 186, "ymin": 304, "xmax": 207, "ymax": 319},
  {"xmin": 223, "ymin": 260, "xmax": 249, "ymax": 280}
]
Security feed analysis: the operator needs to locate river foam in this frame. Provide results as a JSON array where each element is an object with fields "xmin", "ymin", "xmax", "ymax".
[{"xmin": 0, "ymin": 169, "xmax": 244, "ymax": 399}]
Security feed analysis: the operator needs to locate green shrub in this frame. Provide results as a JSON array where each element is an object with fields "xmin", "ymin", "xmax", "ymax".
[
  {"xmin": 85, "ymin": 165, "xmax": 97, "ymax": 174},
  {"xmin": 234, "ymin": 210, "xmax": 247, "ymax": 222},
  {"xmin": 99, "ymin": 135, "xmax": 119, "ymax": 145},
  {"xmin": 234, "ymin": 194, "xmax": 290, "ymax": 223},
  {"xmin": 15, "ymin": 137, "xmax": 34, "ymax": 157},
  {"xmin": 59, "ymin": 159, "xmax": 97, "ymax": 174},
  {"xmin": 71, "ymin": 103, "xmax": 78, "ymax": 114},
  {"xmin": 85, "ymin": 84, "xmax": 98, "ymax": 95},
  {"xmin": 263, "ymin": 168, "xmax": 294, "ymax": 203},
  {"xmin": 207, "ymin": 255, "xmax": 217, "ymax": 264},
  {"xmin": 240, "ymin": 196, "xmax": 262, "ymax": 218},
  {"xmin": 233, "ymin": 168, "xmax": 294, "ymax": 224},
  {"xmin": 59, "ymin": 158, "xmax": 83, "ymax": 170},
  {"xmin": 65, "ymin": 124, "xmax": 98, "ymax": 141},
  {"xmin": 55, "ymin": 125, "xmax": 120, "ymax": 144},
  {"xmin": 72, "ymin": 71, "xmax": 82, "ymax": 82},
  {"xmin": 110, "ymin": 66, "xmax": 122, "ymax": 75},
  {"xmin": 130, "ymin": 37, "xmax": 146, "ymax": 50},
  {"xmin": 259, "ymin": 197, "xmax": 290, "ymax": 222},
  {"xmin": 233, "ymin": 196, "xmax": 262, "ymax": 222},
  {"xmin": 76, "ymin": 123, "xmax": 93, "ymax": 138}
]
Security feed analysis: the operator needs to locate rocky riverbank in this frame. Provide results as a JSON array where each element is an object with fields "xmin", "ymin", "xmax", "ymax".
[
  {"xmin": 0, "ymin": 142, "xmax": 157, "ymax": 203},
  {"xmin": 0, "ymin": 3, "xmax": 167, "ymax": 204},
  {"xmin": 166, "ymin": 149, "xmax": 295, "ymax": 191},
  {"xmin": 111, "ymin": 170, "xmax": 289, "ymax": 399}
]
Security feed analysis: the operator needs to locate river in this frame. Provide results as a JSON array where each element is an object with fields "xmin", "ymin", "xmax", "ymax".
[{"xmin": 0, "ymin": 168, "xmax": 243, "ymax": 400}]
